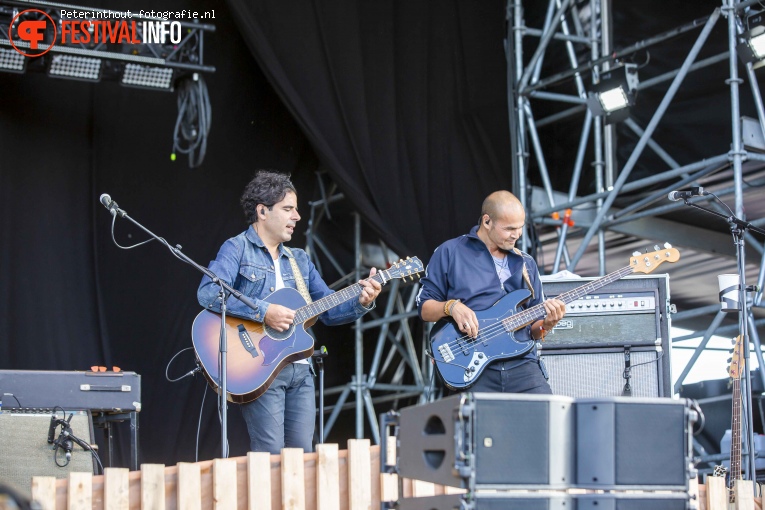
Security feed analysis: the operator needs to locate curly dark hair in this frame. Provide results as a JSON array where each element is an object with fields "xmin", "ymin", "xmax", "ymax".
[{"xmin": 240, "ymin": 170, "xmax": 297, "ymax": 223}]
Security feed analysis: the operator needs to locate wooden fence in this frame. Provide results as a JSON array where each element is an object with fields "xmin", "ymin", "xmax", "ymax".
[{"xmin": 25, "ymin": 440, "xmax": 765, "ymax": 510}]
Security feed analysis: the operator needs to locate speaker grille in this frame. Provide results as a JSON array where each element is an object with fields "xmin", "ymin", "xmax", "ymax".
[
  {"xmin": 0, "ymin": 411, "xmax": 95, "ymax": 497},
  {"xmin": 544, "ymin": 349, "xmax": 662, "ymax": 398}
]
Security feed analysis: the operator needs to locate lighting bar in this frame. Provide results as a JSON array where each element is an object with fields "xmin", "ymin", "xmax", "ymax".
[
  {"xmin": 48, "ymin": 55, "xmax": 102, "ymax": 81},
  {"xmin": 121, "ymin": 63, "xmax": 174, "ymax": 90},
  {"xmin": 0, "ymin": 47, "xmax": 26, "ymax": 73}
]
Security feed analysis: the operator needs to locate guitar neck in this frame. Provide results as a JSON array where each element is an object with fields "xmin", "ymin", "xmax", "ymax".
[
  {"xmin": 293, "ymin": 271, "xmax": 386, "ymax": 324},
  {"xmin": 502, "ymin": 265, "xmax": 635, "ymax": 331},
  {"xmin": 730, "ymin": 377, "xmax": 742, "ymax": 484}
]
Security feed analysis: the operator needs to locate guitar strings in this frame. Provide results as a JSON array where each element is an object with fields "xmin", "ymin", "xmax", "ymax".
[{"xmin": 435, "ymin": 265, "xmax": 636, "ymax": 364}]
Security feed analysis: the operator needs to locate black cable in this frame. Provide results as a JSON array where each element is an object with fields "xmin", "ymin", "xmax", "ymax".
[
  {"xmin": 2, "ymin": 392, "xmax": 22, "ymax": 407},
  {"xmin": 165, "ymin": 346, "xmax": 201, "ymax": 382},
  {"xmin": 172, "ymin": 74, "xmax": 212, "ymax": 168},
  {"xmin": 196, "ymin": 383, "xmax": 208, "ymax": 463}
]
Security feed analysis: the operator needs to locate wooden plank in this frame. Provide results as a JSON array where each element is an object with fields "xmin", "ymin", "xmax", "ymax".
[
  {"xmin": 379, "ymin": 473, "xmax": 398, "ymax": 504},
  {"xmin": 706, "ymin": 476, "xmax": 729, "ymax": 510},
  {"xmin": 67, "ymin": 472, "xmax": 92, "ymax": 510},
  {"xmin": 411, "ymin": 480, "xmax": 435, "ymax": 498},
  {"xmin": 347, "ymin": 439, "xmax": 371, "ymax": 510},
  {"xmin": 213, "ymin": 458, "xmax": 238, "ymax": 510},
  {"xmin": 104, "ymin": 467, "xmax": 130, "ymax": 510},
  {"xmin": 141, "ymin": 463, "xmax": 166, "ymax": 510},
  {"xmin": 443, "ymin": 486, "xmax": 467, "ymax": 495},
  {"xmin": 281, "ymin": 448, "xmax": 306, "ymax": 510},
  {"xmin": 30, "ymin": 476, "xmax": 57, "ymax": 510},
  {"xmin": 247, "ymin": 452, "xmax": 272, "ymax": 510},
  {"xmin": 735, "ymin": 479, "xmax": 755, "ymax": 510},
  {"xmin": 177, "ymin": 462, "xmax": 202, "ymax": 510},
  {"xmin": 316, "ymin": 444, "xmax": 340, "ymax": 510}
]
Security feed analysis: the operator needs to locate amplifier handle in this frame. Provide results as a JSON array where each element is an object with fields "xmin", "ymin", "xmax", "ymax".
[{"xmin": 80, "ymin": 384, "xmax": 131, "ymax": 392}]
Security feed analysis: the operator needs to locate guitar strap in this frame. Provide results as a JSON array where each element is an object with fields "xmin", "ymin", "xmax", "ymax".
[
  {"xmin": 283, "ymin": 247, "xmax": 312, "ymax": 304},
  {"xmin": 512, "ymin": 248, "xmax": 535, "ymax": 299}
]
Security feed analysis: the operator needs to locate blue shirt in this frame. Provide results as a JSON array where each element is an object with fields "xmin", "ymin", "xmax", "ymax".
[
  {"xmin": 197, "ymin": 225, "xmax": 371, "ymax": 325},
  {"xmin": 416, "ymin": 225, "xmax": 545, "ymax": 365}
]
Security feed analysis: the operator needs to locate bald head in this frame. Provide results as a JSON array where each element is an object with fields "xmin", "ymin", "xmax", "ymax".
[{"xmin": 481, "ymin": 190, "xmax": 523, "ymax": 222}]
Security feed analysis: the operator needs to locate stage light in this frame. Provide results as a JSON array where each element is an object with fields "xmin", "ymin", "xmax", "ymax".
[
  {"xmin": 737, "ymin": 12, "xmax": 765, "ymax": 69},
  {"xmin": 0, "ymin": 48, "xmax": 26, "ymax": 73},
  {"xmin": 48, "ymin": 55, "xmax": 102, "ymax": 82},
  {"xmin": 586, "ymin": 63, "xmax": 639, "ymax": 124},
  {"xmin": 121, "ymin": 63, "xmax": 174, "ymax": 90}
]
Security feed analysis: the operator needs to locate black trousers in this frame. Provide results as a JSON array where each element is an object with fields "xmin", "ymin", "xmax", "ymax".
[{"xmin": 466, "ymin": 360, "xmax": 552, "ymax": 394}]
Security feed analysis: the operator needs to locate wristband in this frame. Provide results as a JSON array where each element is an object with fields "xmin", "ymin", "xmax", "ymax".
[{"xmin": 444, "ymin": 299, "xmax": 460, "ymax": 316}]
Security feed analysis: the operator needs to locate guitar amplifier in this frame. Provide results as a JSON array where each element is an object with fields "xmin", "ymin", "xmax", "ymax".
[
  {"xmin": 0, "ymin": 370, "xmax": 141, "ymax": 412},
  {"xmin": 540, "ymin": 275, "xmax": 672, "ymax": 398}
]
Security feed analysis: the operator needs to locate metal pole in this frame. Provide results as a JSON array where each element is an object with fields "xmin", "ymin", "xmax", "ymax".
[
  {"xmin": 353, "ymin": 212, "xmax": 364, "ymax": 438},
  {"xmin": 568, "ymin": 9, "xmax": 722, "ymax": 271}
]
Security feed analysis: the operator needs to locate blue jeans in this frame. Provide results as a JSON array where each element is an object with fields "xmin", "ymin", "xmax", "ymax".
[{"xmin": 240, "ymin": 363, "xmax": 316, "ymax": 454}]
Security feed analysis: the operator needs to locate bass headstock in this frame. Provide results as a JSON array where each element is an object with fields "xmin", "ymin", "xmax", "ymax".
[{"xmin": 630, "ymin": 243, "xmax": 680, "ymax": 274}]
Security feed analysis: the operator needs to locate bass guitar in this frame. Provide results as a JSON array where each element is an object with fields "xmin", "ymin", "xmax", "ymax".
[
  {"xmin": 192, "ymin": 257, "xmax": 423, "ymax": 403},
  {"xmin": 431, "ymin": 245, "xmax": 680, "ymax": 390},
  {"xmin": 727, "ymin": 335, "xmax": 744, "ymax": 494}
]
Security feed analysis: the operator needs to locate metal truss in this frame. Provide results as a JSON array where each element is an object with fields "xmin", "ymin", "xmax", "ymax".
[
  {"xmin": 304, "ymin": 171, "xmax": 434, "ymax": 445},
  {"xmin": 0, "ymin": 0, "xmax": 215, "ymax": 87},
  {"xmin": 509, "ymin": 0, "xmax": 765, "ymax": 477}
]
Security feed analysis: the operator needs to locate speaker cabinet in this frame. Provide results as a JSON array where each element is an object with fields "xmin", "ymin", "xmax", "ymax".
[
  {"xmin": 576, "ymin": 397, "xmax": 694, "ymax": 490},
  {"xmin": 398, "ymin": 492, "xmax": 689, "ymax": 510},
  {"xmin": 0, "ymin": 411, "xmax": 95, "ymax": 497},
  {"xmin": 543, "ymin": 347, "xmax": 666, "ymax": 398},
  {"xmin": 398, "ymin": 493, "xmax": 573, "ymax": 510},
  {"xmin": 398, "ymin": 393, "xmax": 575, "ymax": 489}
]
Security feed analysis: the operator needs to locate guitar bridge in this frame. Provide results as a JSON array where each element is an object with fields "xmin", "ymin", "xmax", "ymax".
[
  {"xmin": 237, "ymin": 324, "xmax": 259, "ymax": 358},
  {"xmin": 438, "ymin": 343, "xmax": 455, "ymax": 363}
]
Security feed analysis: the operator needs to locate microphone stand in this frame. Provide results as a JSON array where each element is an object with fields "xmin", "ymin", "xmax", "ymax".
[
  {"xmin": 679, "ymin": 196, "xmax": 765, "ymax": 481},
  {"xmin": 102, "ymin": 201, "xmax": 260, "ymax": 460},
  {"xmin": 312, "ymin": 346, "xmax": 328, "ymax": 444}
]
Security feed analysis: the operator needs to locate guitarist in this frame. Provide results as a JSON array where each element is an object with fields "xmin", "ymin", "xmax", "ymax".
[
  {"xmin": 197, "ymin": 170, "xmax": 382, "ymax": 454},
  {"xmin": 417, "ymin": 190, "xmax": 566, "ymax": 394}
]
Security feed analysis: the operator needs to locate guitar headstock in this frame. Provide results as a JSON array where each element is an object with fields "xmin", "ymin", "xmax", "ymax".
[
  {"xmin": 630, "ymin": 243, "xmax": 680, "ymax": 274},
  {"xmin": 384, "ymin": 256, "xmax": 424, "ymax": 282},
  {"xmin": 729, "ymin": 335, "xmax": 744, "ymax": 380}
]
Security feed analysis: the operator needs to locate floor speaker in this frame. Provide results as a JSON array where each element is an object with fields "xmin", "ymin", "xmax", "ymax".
[
  {"xmin": 543, "ymin": 347, "xmax": 667, "ymax": 398},
  {"xmin": 576, "ymin": 397, "xmax": 694, "ymax": 490},
  {"xmin": 398, "ymin": 493, "xmax": 689, "ymax": 510},
  {"xmin": 397, "ymin": 393, "xmax": 575, "ymax": 489},
  {"xmin": 0, "ymin": 411, "xmax": 95, "ymax": 497}
]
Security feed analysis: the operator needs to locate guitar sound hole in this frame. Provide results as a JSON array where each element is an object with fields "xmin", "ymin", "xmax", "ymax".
[{"xmin": 264, "ymin": 324, "xmax": 295, "ymax": 341}]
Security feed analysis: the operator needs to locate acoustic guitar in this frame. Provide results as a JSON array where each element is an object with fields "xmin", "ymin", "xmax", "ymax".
[{"xmin": 192, "ymin": 257, "xmax": 423, "ymax": 403}]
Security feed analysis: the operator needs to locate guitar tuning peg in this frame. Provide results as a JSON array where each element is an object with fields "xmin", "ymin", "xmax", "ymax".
[
  {"xmin": 653, "ymin": 244, "xmax": 660, "ymax": 251},
  {"xmin": 727, "ymin": 357, "xmax": 732, "ymax": 363},
  {"xmin": 664, "ymin": 242, "xmax": 673, "ymax": 249},
  {"xmin": 632, "ymin": 251, "xmax": 641, "ymax": 257},
  {"xmin": 406, "ymin": 256, "xmax": 411, "ymax": 260}
]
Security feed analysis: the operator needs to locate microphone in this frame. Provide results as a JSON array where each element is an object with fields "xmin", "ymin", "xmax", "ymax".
[
  {"xmin": 667, "ymin": 187, "xmax": 708, "ymax": 201},
  {"xmin": 47, "ymin": 414, "xmax": 58, "ymax": 444},
  {"xmin": 61, "ymin": 431, "xmax": 73, "ymax": 462},
  {"xmin": 99, "ymin": 193, "xmax": 126, "ymax": 217}
]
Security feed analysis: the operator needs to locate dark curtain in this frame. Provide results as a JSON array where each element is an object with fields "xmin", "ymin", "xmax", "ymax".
[
  {"xmin": 226, "ymin": 0, "xmax": 515, "ymax": 260},
  {"xmin": 0, "ymin": 0, "xmax": 324, "ymax": 464}
]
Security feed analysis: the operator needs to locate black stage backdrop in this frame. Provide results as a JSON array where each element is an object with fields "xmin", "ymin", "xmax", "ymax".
[{"xmin": 0, "ymin": 0, "xmax": 513, "ymax": 465}]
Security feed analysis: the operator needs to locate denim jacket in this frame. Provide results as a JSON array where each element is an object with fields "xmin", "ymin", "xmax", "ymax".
[{"xmin": 198, "ymin": 225, "xmax": 372, "ymax": 325}]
